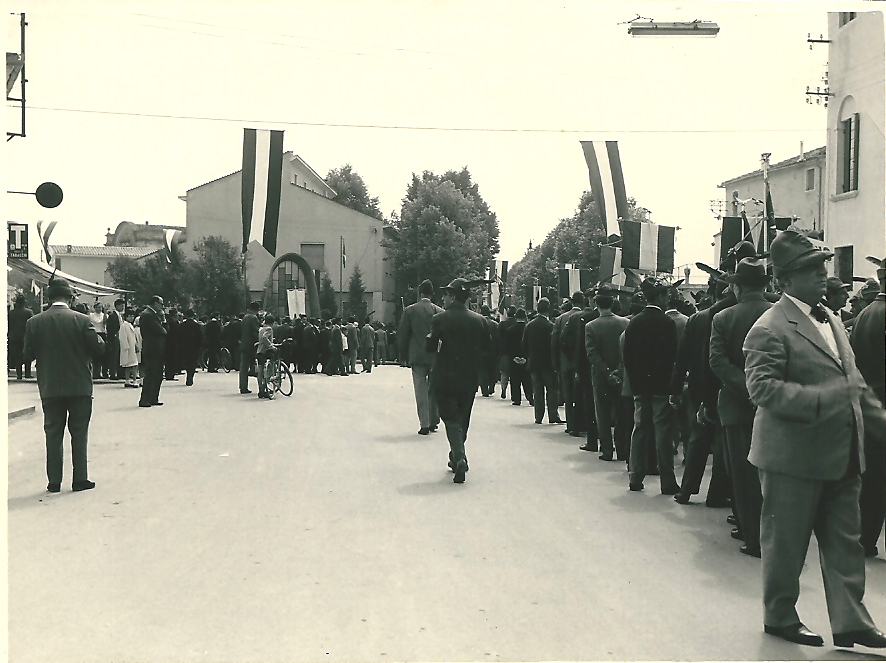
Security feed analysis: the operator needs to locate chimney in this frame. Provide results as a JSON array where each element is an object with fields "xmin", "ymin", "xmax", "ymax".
[{"xmin": 799, "ymin": 141, "xmax": 805, "ymax": 161}]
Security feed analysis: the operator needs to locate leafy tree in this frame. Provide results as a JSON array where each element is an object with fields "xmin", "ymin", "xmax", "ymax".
[
  {"xmin": 384, "ymin": 168, "xmax": 500, "ymax": 290},
  {"xmin": 182, "ymin": 236, "xmax": 248, "ymax": 315},
  {"xmin": 347, "ymin": 265, "xmax": 367, "ymax": 321},
  {"xmin": 107, "ymin": 252, "xmax": 189, "ymax": 309},
  {"xmin": 326, "ymin": 164, "xmax": 384, "ymax": 220},
  {"xmin": 319, "ymin": 273, "xmax": 337, "ymax": 319}
]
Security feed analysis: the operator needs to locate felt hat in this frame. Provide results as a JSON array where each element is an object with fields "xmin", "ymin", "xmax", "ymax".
[
  {"xmin": 770, "ymin": 229, "xmax": 833, "ymax": 275},
  {"xmin": 639, "ymin": 277, "xmax": 668, "ymax": 300},
  {"xmin": 46, "ymin": 277, "xmax": 73, "ymax": 299},
  {"xmin": 825, "ymin": 276, "xmax": 852, "ymax": 294},
  {"xmin": 442, "ymin": 278, "xmax": 471, "ymax": 297},
  {"xmin": 728, "ymin": 258, "xmax": 770, "ymax": 286}
]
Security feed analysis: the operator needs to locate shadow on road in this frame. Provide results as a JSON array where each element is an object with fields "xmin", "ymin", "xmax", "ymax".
[
  {"xmin": 397, "ymin": 476, "xmax": 466, "ymax": 496},
  {"xmin": 8, "ymin": 491, "xmax": 60, "ymax": 511}
]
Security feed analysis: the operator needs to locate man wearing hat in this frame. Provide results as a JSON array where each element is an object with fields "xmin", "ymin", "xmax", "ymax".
[
  {"xmin": 743, "ymin": 229, "xmax": 886, "ymax": 648},
  {"xmin": 551, "ymin": 292, "xmax": 586, "ymax": 436},
  {"xmin": 425, "ymin": 278, "xmax": 490, "ymax": 483},
  {"xmin": 623, "ymin": 277, "xmax": 680, "ymax": 494},
  {"xmin": 8, "ymin": 293, "xmax": 34, "ymax": 380},
  {"xmin": 522, "ymin": 297, "xmax": 562, "ymax": 424},
  {"xmin": 23, "ymin": 278, "xmax": 104, "ymax": 492},
  {"xmin": 824, "ymin": 276, "xmax": 853, "ymax": 323},
  {"xmin": 139, "ymin": 295, "xmax": 168, "ymax": 407},
  {"xmin": 709, "ymin": 258, "xmax": 773, "ymax": 558},
  {"xmin": 502, "ymin": 308, "xmax": 532, "ymax": 406},
  {"xmin": 399, "ymin": 279, "xmax": 444, "ymax": 435},
  {"xmin": 850, "ymin": 260, "xmax": 886, "ymax": 558},
  {"xmin": 478, "ymin": 304, "xmax": 499, "ymax": 397}
]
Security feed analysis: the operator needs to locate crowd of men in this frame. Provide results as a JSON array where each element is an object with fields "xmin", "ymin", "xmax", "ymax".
[{"xmin": 10, "ymin": 228, "xmax": 886, "ymax": 650}]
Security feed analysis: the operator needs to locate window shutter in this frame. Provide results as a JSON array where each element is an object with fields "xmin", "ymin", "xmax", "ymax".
[{"xmin": 851, "ymin": 113, "xmax": 860, "ymax": 191}]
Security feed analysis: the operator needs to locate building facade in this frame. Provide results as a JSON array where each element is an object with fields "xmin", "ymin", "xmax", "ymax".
[
  {"xmin": 824, "ymin": 10, "xmax": 885, "ymax": 282},
  {"xmin": 48, "ymin": 245, "xmax": 161, "ymax": 299},
  {"xmin": 181, "ymin": 152, "xmax": 398, "ymax": 322}
]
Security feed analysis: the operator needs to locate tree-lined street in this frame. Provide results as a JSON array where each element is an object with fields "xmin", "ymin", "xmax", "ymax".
[{"xmin": 7, "ymin": 368, "xmax": 885, "ymax": 662}]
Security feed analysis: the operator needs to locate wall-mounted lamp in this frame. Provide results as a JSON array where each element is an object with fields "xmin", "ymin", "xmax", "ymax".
[{"xmin": 627, "ymin": 19, "xmax": 720, "ymax": 37}]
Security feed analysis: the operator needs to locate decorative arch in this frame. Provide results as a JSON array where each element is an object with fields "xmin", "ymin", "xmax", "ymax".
[{"xmin": 263, "ymin": 252, "xmax": 322, "ymax": 318}]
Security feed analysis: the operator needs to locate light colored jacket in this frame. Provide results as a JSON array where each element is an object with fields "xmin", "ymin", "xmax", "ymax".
[
  {"xmin": 399, "ymin": 298, "xmax": 444, "ymax": 366},
  {"xmin": 119, "ymin": 320, "xmax": 140, "ymax": 367}
]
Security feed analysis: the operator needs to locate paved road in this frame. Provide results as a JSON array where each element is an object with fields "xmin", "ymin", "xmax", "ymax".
[{"xmin": 6, "ymin": 367, "xmax": 886, "ymax": 662}]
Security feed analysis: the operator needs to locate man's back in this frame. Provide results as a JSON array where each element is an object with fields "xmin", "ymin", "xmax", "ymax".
[
  {"xmin": 8, "ymin": 305, "xmax": 33, "ymax": 340},
  {"xmin": 240, "ymin": 313, "xmax": 260, "ymax": 350},
  {"xmin": 523, "ymin": 315, "xmax": 553, "ymax": 371},
  {"xmin": 399, "ymin": 299, "xmax": 443, "ymax": 366},
  {"xmin": 23, "ymin": 306, "xmax": 103, "ymax": 399},
  {"xmin": 586, "ymin": 313, "xmax": 629, "ymax": 375},
  {"xmin": 624, "ymin": 306, "xmax": 677, "ymax": 395},
  {"xmin": 428, "ymin": 303, "xmax": 490, "ymax": 394},
  {"xmin": 851, "ymin": 294, "xmax": 886, "ymax": 405}
]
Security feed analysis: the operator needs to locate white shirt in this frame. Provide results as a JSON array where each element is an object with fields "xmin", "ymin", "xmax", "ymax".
[{"xmin": 784, "ymin": 293, "xmax": 839, "ymax": 358}]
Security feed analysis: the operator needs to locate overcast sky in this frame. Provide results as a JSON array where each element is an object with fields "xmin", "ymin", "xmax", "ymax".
[{"xmin": 6, "ymin": 0, "xmax": 856, "ymax": 274}]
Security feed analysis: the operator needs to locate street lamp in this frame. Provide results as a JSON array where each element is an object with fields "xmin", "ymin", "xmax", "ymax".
[{"xmin": 626, "ymin": 18, "xmax": 720, "ymax": 37}]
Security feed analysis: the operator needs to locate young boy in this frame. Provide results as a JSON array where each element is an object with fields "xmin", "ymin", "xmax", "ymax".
[{"xmin": 256, "ymin": 314, "xmax": 276, "ymax": 399}]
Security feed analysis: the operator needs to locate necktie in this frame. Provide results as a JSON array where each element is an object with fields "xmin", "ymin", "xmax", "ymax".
[{"xmin": 811, "ymin": 303, "xmax": 829, "ymax": 324}]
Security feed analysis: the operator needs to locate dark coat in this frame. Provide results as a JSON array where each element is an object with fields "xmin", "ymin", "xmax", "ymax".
[
  {"xmin": 7, "ymin": 305, "xmax": 33, "ymax": 343},
  {"xmin": 23, "ymin": 304, "xmax": 104, "ymax": 399},
  {"xmin": 178, "ymin": 318, "xmax": 204, "ymax": 360},
  {"xmin": 222, "ymin": 319, "xmax": 240, "ymax": 349},
  {"xmin": 204, "ymin": 318, "xmax": 222, "ymax": 346},
  {"xmin": 522, "ymin": 314, "xmax": 554, "ymax": 372},
  {"xmin": 502, "ymin": 319, "xmax": 527, "ymax": 358},
  {"xmin": 139, "ymin": 306, "xmax": 167, "ymax": 361},
  {"xmin": 426, "ymin": 300, "xmax": 490, "ymax": 395},
  {"xmin": 569, "ymin": 308, "xmax": 599, "ymax": 376},
  {"xmin": 585, "ymin": 311, "xmax": 629, "ymax": 379},
  {"xmin": 106, "ymin": 308, "xmax": 122, "ymax": 339},
  {"xmin": 623, "ymin": 305, "xmax": 677, "ymax": 396},
  {"xmin": 709, "ymin": 292, "xmax": 772, "ymax": 426},
  {"xmin": 670, "ymin": 307, "xmax": 719, "ymax": 411},
  {"xmin": 240, "ymin": 313, "xmax": 260, "ymax": 352},
  {"xmin": 850, "ymin": 293, "xmax": 886, "ymax": 406}
]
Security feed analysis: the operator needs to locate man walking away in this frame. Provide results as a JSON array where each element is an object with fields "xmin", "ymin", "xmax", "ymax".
[
  {"xmin": 239, "ymin": 302, "xmax": 261, "ymax": 394},
  {"xmin": 8, "ymin": 293, "xmax": 33, "ymax": 379},
  {"xmin": 204, "ymin": 312, "xmax": 223, "ymax": 372},
  {"xmin": 523, "ymin": 298, "xmax": 562, "ymax": 424},
  {"xmin": 399, "ymin": 280, "xmax": 444, "ymax": 435},
  {"xmin": 179, "ymin": 309, "xmax": 204, "ymax": 386},
  {"xmin": 503, "ymin": 309, "xmax": 532, "ymax": 406},
  {"xmin": 359, "ymin": 318, "xmax": 375, "ymax": 373},
  {"xmin": 23, "ymin": 278, "xmax": 104, "ymax": 492},
  {"xmin": 139, "ymin": 295, "xmax": 167, "ymax": 408}
]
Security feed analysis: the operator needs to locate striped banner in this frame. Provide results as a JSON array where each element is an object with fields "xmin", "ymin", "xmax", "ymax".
[
  {"xmin": 620, "ymin": 220, "xmax": 676, "ymax": 274},
  {"xmin": 581, "ymin": 141, "xmax": 629, "ymax": 238},
  {"xmin": 557, "ymin": 267, "xmax": 593, "ymax": 300},
  {"xmin": 36, "ymin": 220, "xmax": 57, "ymax": 265},
  {"xmin": 522, "ymin": 285, "xmax": 542, "ymax": 310},
  {"xmin": 242, "ymin": 128, "xmax": 285, "ymax": 256},
  {"xmin": 164, "ymin": 229, "xmax": 181, "ymax": 264}
]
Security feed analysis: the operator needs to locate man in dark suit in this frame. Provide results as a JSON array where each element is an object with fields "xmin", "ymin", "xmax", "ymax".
[
  {"xmin": 503, "ymin": 309, "xmax": 531, "ymax": 406},
  {"xmin": 552, "ymin": 292, "xmax": 585, "ymax": 436},
  {"xmin": 164, "ymin": 307, "xmax": 180, "ymax": 381},
  {"xmin": 222, "ymin": 314, "xmax": 241, "ymax": 371},
  {"xmin": 399, "ymin": 280, "xmax": 444, "ymax": 435},
  {"xmin": 139, "ymin": 295, "xmax": 167, "ymax": 407},
  {"xmin": 23, "ymin": 278, "xmax": 104, "ymax": 492},
  {"xmin": 709, "ymin": 258, "xmax": 772, "ymax": 558},
  {"xmin": 345, "ymin": 317, "xmax": 360, "ymax": 374},
  {"xmin": 8, "ymin": 293, "xmax": 34, "ymax": 379},
  {"xmin": 497, "ymin": 305, "xmax": 517, "ymax": 399},
  {"xmin": 239, "ymin": 301, "xmax": 261, "ymax": 394},
  {"xmin": 204, "ymin": 312, "xmax": 223, "ymax": 372},
  {"xmin": 523, "ymin": 297, "xmax": 562, "ymax": 424},
  {"xmin": 318, "ymin": 320, "xmax": 332, "ymax": 373},
  {"xmin": 850, "ymin": 262, "xmax": 885, "ymax": 558},
  {"xmin": 744, "ymin": 230, "xmax": 886, "ymax": 649},
  {"xmin": 178, "ymin": 308, "xmax": 203, "ymax": 386},
  {"xmin": 106, "ymin": 298, "xmax": 125, "ymax": 380},
  {"xmin": 568, "ymin": 290, "xmax": 599, "ymax": 452},
  {"xmin": 478, "ymin": 305, "xmax": 499, "ymax": 397},
  {"xmin": 585, "ymin": 285, "xmax": 630, "ymax": 461},
  {"xmin": 624, "ymin": 277, "xmax": 679, "ymax": 494},
  {"xmin": 426, "ymin": 278, "xmax": 491, "ymax": 483}
]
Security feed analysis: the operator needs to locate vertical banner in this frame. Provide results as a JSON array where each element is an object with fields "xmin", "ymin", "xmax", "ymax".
[
  {"xmin": 581, "ymin": 140, "xmax": 629, "ymax": 238},
  {"xmin": 241, "ymin": 128, "xmax": 284, "ymax": 256},
  {"xmin": 36, "ymin": 220, "xmax": 57, "ymax": 265},
  {"xmin": 620, "ymin": 220, "xmax": 675, "ymax": 274}
]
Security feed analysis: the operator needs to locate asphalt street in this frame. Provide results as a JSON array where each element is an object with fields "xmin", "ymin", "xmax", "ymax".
[{"xmin": 6, "ymin": 367, "xmax": 886, "ymax": 662}]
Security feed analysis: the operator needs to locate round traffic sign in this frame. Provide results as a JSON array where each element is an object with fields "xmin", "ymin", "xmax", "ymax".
[{"xmin": 35, "ymin": 182, "xmax": 63, "ymax": 209}]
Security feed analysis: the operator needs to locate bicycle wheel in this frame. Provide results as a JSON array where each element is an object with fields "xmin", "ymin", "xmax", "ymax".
[
  {"xmin": 219, "ymin": 347, "xmax": 232, "ymax": 373},
  {"xmin": 198, "ymin": 348, "xmax": 209, "ymax": 370},
  {"xmin": 276, "ymin": 362, "xmax": 293, "ymax": 396},
  {"xmin": 265, "ymin": 359, "xmax": 278, "ymax": 399}
]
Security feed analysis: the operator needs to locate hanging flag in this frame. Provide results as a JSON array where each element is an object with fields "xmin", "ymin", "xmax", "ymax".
[
  {"xmin": 493, "ymin": 260, "xmax": 508, "ymax": 282},
  {"xmin": 620, "ymin": 220, "xmax": 676, "ymax": 274},
  {"xmin": 164, "ymin": 229, "xmax": 181, "ymax": 265},
  {"xmin": 341, "ymin": 238, "xmax": 347, "ymax": 269},
  {"xmin": 36, "ymin": 220, "xmax": 57, "ymax": 265},
  {"xmin": 241, "ymin": 127, "xmax": 285, "ymax": 256},
  {"xmin": 719, "ymin": 216, "xmax": 752, "ymax": 266},
  {"xmin": 581, "ymin": 141, "xmax": 629, "ymax": 238},
  {"xmin": 557, "ymin": 267, "xmax": 594, "ymax": 299}
]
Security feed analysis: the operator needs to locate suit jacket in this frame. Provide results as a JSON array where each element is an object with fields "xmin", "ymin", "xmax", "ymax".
[
  {"xmin": 744, "ymin": 295, "xmax": 886, "ymax": 480},
  {"xmin": 560, "ymin": 307, "xmax": 594, "ymax": 372},
  {"xmin": 502, "ymin": 319, "xmax": 527, "ymax": 358},
  {"xmin": 359, "ymin": 324, "xmax": 375, "ymax": 357},
  {"xmin": 346, "ymin": 323, "xmax": 360, "ymax": 352},
  {"xmin": 399, "ymin": 298, "xmax": 444, "ymax": 367},
  {"xmin": 850, "ymin": 293, "xmax": 886, "ymax": 406},
  {"xmin": 106, "ymin": 309, "xmax": 122, "ymax": 338},
  {"xmin": 204, "ymin": 318, "xmax": 222, "ymax": 345},
  {"xmin": 139, "ymin": 306, "xmax": 167, "ymax": 361},
  {"xmin": 240, "ymin": 313, "xmax": 260, "ymax": 352},
  {"xmin": 522, "ymin": 315, "xmax": 554, "ymax": 372},
  {"xmin": 670, "ymin": 307, "xmax": 720, "ymax": 412},
  {"xmin": 571, "ymin": 308, "xmax": 599, "ymax": 376},
  {"xmin": 426, "ymin": 300, "xmax": 490, "ymax": 395},
  {"xmin": 585, "ymin": 311, "xmax": 629, "ymax": 380},
  {"xmin": 709, "ymin": 292, "xmax": 772, "ymax": 426},
  {"xmin": 178, "ymin": 318, "xmax": 203, "ymax": 359},
  {"xmin": 7, "ymin": 306, "xmax": 33, "ymax": 343},
  {"xmin": 665, "ymin": 309, "xmax": 689, "ymax": 350},
  {"xmin": 551, "ymin": 307, "xmax": 582, "ymax": 372},
  {"xmin": 623, "ymin": 305, "xmax": 677, "ymax": 396},
  {"xmin": 23, "ymin": 304, "xmax": 104, "ymax": 399}
]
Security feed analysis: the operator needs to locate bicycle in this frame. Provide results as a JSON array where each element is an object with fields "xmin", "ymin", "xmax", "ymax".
[
  {"xmin": 199, "ymin": 346, "xmax": 232, "ymax": 373},
  {"xmin": 257, "ymin": 345, "xmax": 293, "ymax": 398}
]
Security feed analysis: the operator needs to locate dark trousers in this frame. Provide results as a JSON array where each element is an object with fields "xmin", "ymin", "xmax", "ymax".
[
  {"xmin": 860, "ymin": 434, "xmax": 886, "ymax": 551},
  {"xmin": 530, "ymin": 368, "xmax": 560, "ymax": 423},
  {"xmin": 592, "ymin": 375, "xmax": 631, "ymax": 459},
  {"xmin": 628, "ymin": 395, "xmax": 678, "ymax": 490},
  {"xmin": 478, "ymin": 352, "xmax": 496, "ymax": 396},
  {"xmin": 436, "ymin": 390, "xmax": 476, "ymax": 466},
  {"xmin": 182, "ymin": 352, "xmax": 199, "ymax": 386},
  {"xmin": 509, "ymin": 360, "xmax": 532, "ymax": 405},
  {"xmin": 577, "ymin": 371, "xmax": 598, "ymax": 448},
  {"xmin": 679, "ymin": 404, "xmax": 731, "ymax": 504},
  {"xmin": 499, "ymin": 355, "xmax": 511, "ymax": 397},
  {"xmin": 360, "ymin": 355, "xmax": 373, "ymax": 372},
  {"xmin": 724, "ymin": 424, "xmax": 763, "ymax": 549},
  {"xmin": 107, "ymin": 334, "xmax": 121, "ymax": 379},
  {"xmin": 140, "ymin": 358, "xmax": 164, "ymax": 405},
  {"xmin": 8, "ymin": 339, "xmax": 31, "ymax": 379},
  {"xmin": 92, "ymin": 333, "xmax": 108, "ymax": 379},
  {"xmin": 164, "ymin": 343, "xmax": 179, "ymax": 379},
  {"xmin": 207, "ymin": 342, "xmax": 222, "ymax": 372},
  {"xmin": 42, "ymin": 396, "xmax": 92, "ymax": 484},
  {"xmin": 239, "ymin": 348, "xmax": 256, "ymax": 391}
]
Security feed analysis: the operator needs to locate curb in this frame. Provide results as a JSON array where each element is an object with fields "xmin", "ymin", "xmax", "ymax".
[{"xmin": 8, "ymin": 406, "xmax": 36, "ymax": 421}]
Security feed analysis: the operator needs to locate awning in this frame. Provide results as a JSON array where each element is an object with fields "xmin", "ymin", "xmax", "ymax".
[{"xmin": 7, "ymin": 257, "xmax": 132, "ymax": 297}]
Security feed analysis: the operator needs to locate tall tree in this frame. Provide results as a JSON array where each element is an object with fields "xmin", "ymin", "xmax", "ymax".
[
  {"xmin": 384, "ymin": 168, "xmax": 500, "ymax": 290},
  {"xmin": 107, "ymin": 252, "xmax": 189, "ymax": 309},
  {"xmin": 182, "ymin": 236, "xmax": 249, "ymax": 315},
  {"xmin": 347, "ymin": 265, "xmax": 367, "ymax": 321},
  {"xmin": 325, "ymin": 164, "xmax": 384, "ymax": 220},
  {"xmin": 319, "ymin": 273, "xmax": 337, "ymax": 319}
]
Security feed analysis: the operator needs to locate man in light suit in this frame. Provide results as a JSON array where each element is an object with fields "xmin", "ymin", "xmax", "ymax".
[
  {"xmin": 551, "ymin": 292, "xmax": 585, "ymax": 436},
  {"xmin": 23, "ymin": 278, "xmax": 104, "ymax": 492},
  {"xmin": 744, "ymin": 230, "xmax": 886, "ymax": 649},
  {"xmin": 399, "ymin": 279, "xmax": 443, "ymax": 435}
]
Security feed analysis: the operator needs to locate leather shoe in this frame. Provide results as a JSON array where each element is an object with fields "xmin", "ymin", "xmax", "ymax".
[
  {"xmin": 549, "ymin": 418, "xmax": 566, "ymax": 424},
  {"xmin": 453, "ymin": 460, "xmax": 467, "ymax": 484},
  {"xmin": 72, "ymin": 480, "xmax": 96, "ymax": 492},
  {"xmin": 673, "ymin": 492, "xmax": 691, "ymax": 505},
  {"xmin": 731, "ymin": 527, "xmax": 745, "ymax": 541},
  {"xmin": 47, "ymin": 483, "xmax": 60, "ymax": 493},
  {"xmin": 764, "ymin": 623, "xmax": 824, "ymax": 647},
  {"xmin": 661, "ymin": 484, "xmax": 681, "ymax": 496},
  {"xmin": 833, "ymin": 628, "xmax": 886, "ymax": 648},
  {"xmin": 138, "ymin": 403, "xmax": 152, "ymax": 408},
  {"xmin": 629, "ymin": 482, "xmax": 644, "ymax": 492},
  {"xmin": 864, "ymin": 545, "xmax": 878, "ymax": 558},
  {"xmin": 240, "ymin": 389, "xmax": 252, "ymax": 394},
  {"xmin": 740, "ymin": 544, "xmax": 761, "ymax": 558},
  {"xmin": 418, "ymin": 428, "xmax": 430, "ymax": 435},
  {"xmin": 152, "ymin": 402, "xmax": 163, "ymax": 406},
  {"xmin": 598, "ymin": 453, "xmax": 613, "ymax": 461},
  {"xmin": 429, "ymin": 425, "xmax": 438, "ymax": 432},
  {"xmin": 727, "ymin": 514, "xmax": 737, "ymax": 525},
  {"xmin": 579, "ymin": 444, "xmax": 597, "ymax": 452}
]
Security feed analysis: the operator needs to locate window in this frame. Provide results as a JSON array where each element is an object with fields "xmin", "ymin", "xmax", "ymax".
[
  {"xmin": 300, "ymin": 243, "xmax": 325, "ymax": 272},
  {"xmin": 805, "ymin": 168, "xmax": 815, "ymax": 192},
  {"xmin": 834, "ymin": 246, "xmax": 854, "ymax": 285},
  {"xmin": 839, "ymin": 12, "xmax": 856, "ymax": 27},
  {"xmin": 838, "ymin": 113, "xmax": 860, "ymax": 194}
]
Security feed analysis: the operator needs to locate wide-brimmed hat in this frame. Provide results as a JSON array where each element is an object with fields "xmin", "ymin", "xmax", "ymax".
[
  {"xmin": 594, "ymin": 283, "xmax": 617, "ymax": 299},
  {"xmin": 728, "ymin": 258, "xmax": 770, "ymax": 286},
  {"xmin": 770, "ymin": 229, "xmax": 833, "ymax": 274},
  {"xmin": 46, "ymin": 277, "xmax": 73, "ymax": 299},
  {"xmin": 639, "ymin": 277, "xmax": 668, "ymax": 299},
  {"xmin": 825, "ymin": 276, "xmax": 852, "ymax": 294},
  {"xmin": 442, "ymin": 278, "xmax": 471, "ymax": 297},
  {"xmin": 859, "ymin": 278, "xmax": 880, "ymax": 301}
]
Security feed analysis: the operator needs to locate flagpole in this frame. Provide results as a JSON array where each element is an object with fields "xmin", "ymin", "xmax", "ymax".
[
  {"xmin": 761, "ymin": 152, "xmax": 771, "ymax": 256},
  {"xmin": 339, "ymin": 235, "xmax": 344, "ymax": 317}
]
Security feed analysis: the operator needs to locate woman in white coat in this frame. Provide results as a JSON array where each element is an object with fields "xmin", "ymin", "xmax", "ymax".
[{"xmin": 119, "ymin": 309, "xmax": 141, "ymax": 387}]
